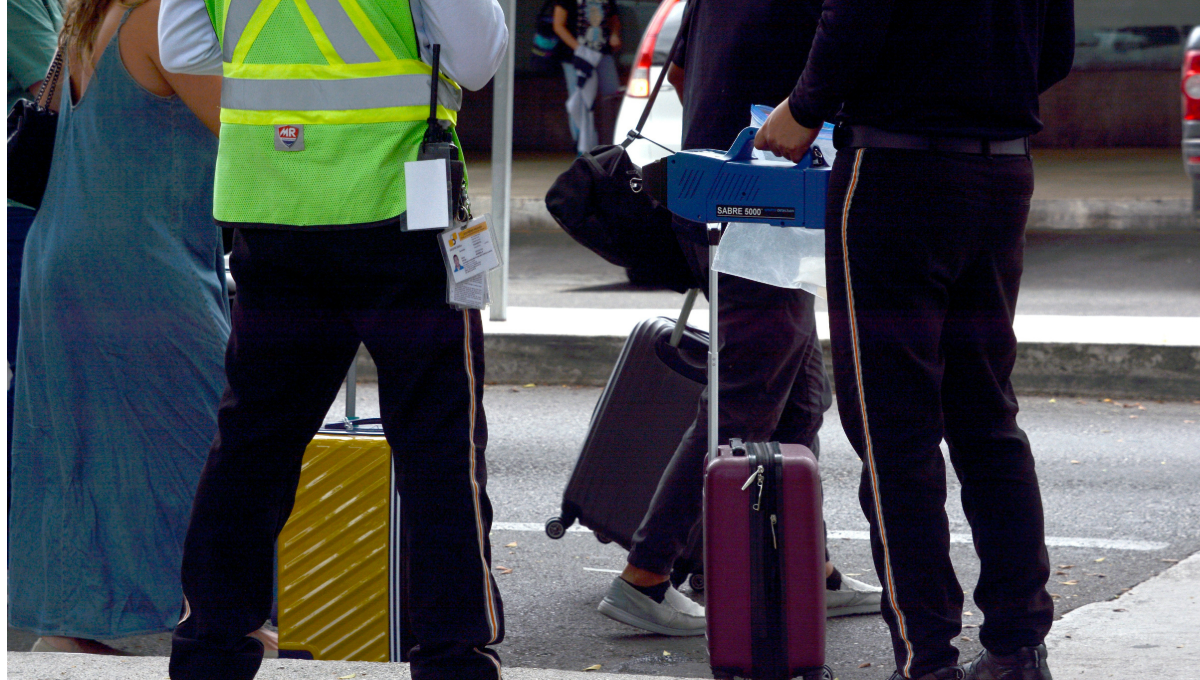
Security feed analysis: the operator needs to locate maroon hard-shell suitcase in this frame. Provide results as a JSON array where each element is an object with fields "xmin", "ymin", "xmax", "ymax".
[
  {"xmin": 696, "ymin": 221, "xmax": 828, "ymax": 679},
  {"xmin": 705, "ymin": 439, "xmax": 827, "ymax": 680},
  {"xmin": 545, "ymin": 290, "xmax": 709, "ymax": 587}
]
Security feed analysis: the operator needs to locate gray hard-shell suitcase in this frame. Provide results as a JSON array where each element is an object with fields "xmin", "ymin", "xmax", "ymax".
[{"xmin": 545, "ymin": 290, "xmax": 709, "ymax": 589}]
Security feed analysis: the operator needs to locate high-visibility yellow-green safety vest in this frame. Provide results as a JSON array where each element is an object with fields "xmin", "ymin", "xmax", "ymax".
[{"xmin": 203, "ymin": 0, "xmax": 462, "ymax": 227}]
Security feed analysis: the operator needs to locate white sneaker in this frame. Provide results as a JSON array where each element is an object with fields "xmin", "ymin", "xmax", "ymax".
[
  {"xmin": 597, "ymin": 578, "xmax": 706, "ymax": 636},
  {"xmin": 826, "ymin": 574, "xmax": 883, "ymax": 617}
]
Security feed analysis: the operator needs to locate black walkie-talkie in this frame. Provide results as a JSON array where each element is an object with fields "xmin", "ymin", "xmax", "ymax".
[{"xmin": 417, "ymin": 44, "xmax": 468, "ymax": 224}]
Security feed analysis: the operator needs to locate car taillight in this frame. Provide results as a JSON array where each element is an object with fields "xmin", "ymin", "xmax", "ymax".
[
  {"xmin": 628, "ymin": 67, "xmax": 650, "ymax": 97},
  {"xmin": 627, "ymin": 0, "xmax": 681, "ymax": 98},
  {"xmin": 1184, "ymin": 50, "xmax": 1200, "ymax": 121}
]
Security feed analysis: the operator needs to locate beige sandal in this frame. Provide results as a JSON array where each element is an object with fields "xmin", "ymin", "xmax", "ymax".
[
  {"xmin": 31, "ymin": 637, "xmax": 135, "ymax": 655},
  {"xmin": 249, "ymin": 625, "xmax": 280, "ymax": 659}
]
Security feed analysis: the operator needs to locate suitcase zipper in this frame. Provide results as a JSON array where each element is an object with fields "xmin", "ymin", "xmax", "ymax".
[{"xmin": 741, "ymin": 465, "xmax": 765, "ymax": 511}]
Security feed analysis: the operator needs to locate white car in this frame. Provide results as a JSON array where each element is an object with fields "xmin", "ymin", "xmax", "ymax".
[
  {"xmin": 612, "ymin": 0, "xmax": 687, "ymax": 167},
  {"xmin": 612, "ymin": 0, "xmax": 836, "ymax": 168}
]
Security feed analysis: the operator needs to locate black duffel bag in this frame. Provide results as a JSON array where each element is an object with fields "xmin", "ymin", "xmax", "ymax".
[
  {"xmin": 545, "ymin": 143, "xmax": 693, "ymax": 292},
  {"xmin": 543, "ymin": 0, "xmax": 698, "ymax": 293}
]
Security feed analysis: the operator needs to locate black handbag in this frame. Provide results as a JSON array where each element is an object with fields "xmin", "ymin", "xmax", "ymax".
[
  {"xmin": 544, "ymin": 0, "xmax": 697, "ymax": 293},
  {"xmin": 8, "ymin": 48, "xmax": 64, "ymax": 209}
]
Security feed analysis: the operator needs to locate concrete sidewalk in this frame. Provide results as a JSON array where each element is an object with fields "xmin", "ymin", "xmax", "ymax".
[
  {"xmin": 413, "ymin": 147, "xmax": 1200, "ymax": 401},
  {"xmin": 9, "ymin": 551, "xmax": 1198, "ymax": 679},
  {"xmin": 463, "ymin": 148, "xmax": 1199, "ymax": 234}
]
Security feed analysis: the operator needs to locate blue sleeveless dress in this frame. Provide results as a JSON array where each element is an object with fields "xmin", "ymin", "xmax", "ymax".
[{"xmin": 9, "ymin": 13, "xmax": 229, "ymax": 638}]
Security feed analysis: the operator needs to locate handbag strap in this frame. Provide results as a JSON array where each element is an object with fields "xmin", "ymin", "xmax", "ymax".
[
  {"xmin": 622, "ymin": 0, "xmax": 698, "ymax": 149},
  {"xmin": 34, "ymin": 48, "xmax": 65, "ymax": 109}
]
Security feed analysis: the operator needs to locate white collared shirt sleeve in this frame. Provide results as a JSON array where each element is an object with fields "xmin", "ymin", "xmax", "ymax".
[
  {"xmin": 411, "ymin": 0, "xmax": 508, "ymax": 92},
  {"xmin": 157, "ymin": 0, "xmax": 507, "ymax": 86},
  {"xmin": 158, "ymin": 0, "xmax": 223, "ymax": 75}
]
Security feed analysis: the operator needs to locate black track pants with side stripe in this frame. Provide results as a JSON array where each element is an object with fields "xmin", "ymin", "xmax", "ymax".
[
  {"xmin": 169, "ymin": 225, "xmax": 503, "ymax": 680},
  {"xmin": 824, "ymin": 147, "xmax": 1052, "ymax": 679}
]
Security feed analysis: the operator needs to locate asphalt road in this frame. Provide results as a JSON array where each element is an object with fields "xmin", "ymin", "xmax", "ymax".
[
  {"xmin": 473, "ymin": 386, "xmax": 1200, "ymax": 679},
  {"xmin": 10, "ymin": 386, "xmax": 1198, "ymax": 679},
  {"xmin": 506, "ymin": 230, "xmax": 1200, "ymax": 318}
]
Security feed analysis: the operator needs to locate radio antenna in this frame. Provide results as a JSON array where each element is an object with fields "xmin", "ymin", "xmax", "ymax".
[{"xmin": 425, "ymin": 44, "xmax": 450, "ymax": 143}]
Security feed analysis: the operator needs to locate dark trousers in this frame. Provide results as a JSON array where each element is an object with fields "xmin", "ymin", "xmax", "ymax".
[
  {"xmin": 627, "ymin": 234, "xmax": 832, "ymax": 576},
  {"xmin": 169, "ymin": 226, "xmax": 503, "ymax": 680},
  {"xmin": 8, "ymin": 206, "xmax": 36, "ymax": 510},
  {"xmin": 825, "ymin": 147, "xmax": 1052, "ymax": 678}
]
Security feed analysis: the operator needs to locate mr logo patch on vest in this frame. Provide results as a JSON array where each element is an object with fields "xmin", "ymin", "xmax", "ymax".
[{"xmin": 275, "ymin": 125, "xmax": 305, "ymax": 151}]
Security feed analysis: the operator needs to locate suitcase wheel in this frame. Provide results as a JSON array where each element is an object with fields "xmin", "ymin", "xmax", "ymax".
[
  {"xmin": 594, "ymin": 532, "xmax": 613, "ymax": 545},
  {"xmin": 544, "ymin": 517, "xmax": 569, "ymax": 540},
  {"xmin": 687, "ymin": 572, "xmax": 705, "ymax": 593}
]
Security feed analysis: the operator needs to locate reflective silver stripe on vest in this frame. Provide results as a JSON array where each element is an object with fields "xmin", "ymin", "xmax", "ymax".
[
  {"xmin": 221, "ymin": 74, "xmax": 463, "ymax": 112},
  {"xmin": 303, "ymin": 0, "xmax": 379, "ymax": 64},
  {"xmin": 223, "ymin": 0, "xmax": 263, "ymax": 62}
]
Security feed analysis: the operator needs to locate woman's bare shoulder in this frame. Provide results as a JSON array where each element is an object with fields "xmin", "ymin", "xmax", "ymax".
[{"xmin": 119, "ymin": 0, "xmax": 175, "ymax": 96}]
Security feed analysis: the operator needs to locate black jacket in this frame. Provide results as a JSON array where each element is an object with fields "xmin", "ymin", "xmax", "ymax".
[
  {"xmin": 788, "ymin": 0, "xmax": 1075, "ymax": 140},
  {"xmin": 674, "ymin": 0, "xmax": 823, "ymax": 151}
]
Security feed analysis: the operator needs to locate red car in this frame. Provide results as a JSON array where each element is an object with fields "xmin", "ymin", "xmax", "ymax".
[{"xmin": 1184, "ymin": 26, "xmax": 1200, "ymax": 212}]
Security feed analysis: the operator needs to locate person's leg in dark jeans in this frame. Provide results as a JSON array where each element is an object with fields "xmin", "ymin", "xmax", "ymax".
[
  {"xmin": 602, "ymin": 230, "xmax": 872, "ymax": 635},
  {"xmin": 170, "ymin": 229, "xmax": 361, "ymax": 680},
  {"xmin": 627, "ymin": 251, "xmax": 826, "ymax": 577},
  {"xmin": 8, "ymin": 205, "xmax": 37, "ymax": 510},
  {"xmin": 771, "ymin": 308, "xmax": 832, "ymax": 458}
]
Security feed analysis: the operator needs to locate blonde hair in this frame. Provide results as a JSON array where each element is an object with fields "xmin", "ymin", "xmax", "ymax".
[{"xmin": 59, "ymin": 0, "xmax": 147, "ymax": 66}]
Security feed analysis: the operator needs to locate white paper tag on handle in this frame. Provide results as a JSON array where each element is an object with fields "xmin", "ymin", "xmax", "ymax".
[
  {"xmin": 404, "ymin": 158, "xmax": 451, "ymax": 230},
  {"xmin": 440, "ymin": 214, "xmax": 500, "ymax": 283}
]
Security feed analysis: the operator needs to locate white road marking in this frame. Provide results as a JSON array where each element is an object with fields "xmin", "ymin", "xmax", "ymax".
[
  {"xmin": 494, "ymin": 521, "xmax": 592, "ymax": 533},
  {"xmin": 582, "ymin": 567, "xmax": 623, "ymax": 574},
  {"xmin": 492, "ymin": 523, "xmax": 1168, "ymax": 552},
  {"xmin": 827, "ymin": 530, "xmax": 1168, "ymax": 552}
]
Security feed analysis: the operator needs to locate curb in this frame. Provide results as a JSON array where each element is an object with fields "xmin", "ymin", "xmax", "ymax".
[
  {"xmin": 5, "ymin": 653, "xmax": 677, "ymax": 680},
  {"xmin": 471, "ymin": 196, "xmax": 1200, "ymax": 235},
  {"xmin": 1027, "ymin": 198, "xmax": 1199, "ymax": 231},
  {"xmin": 1013, "ymin": 342, "xmax": 1200, "ymax": 400},
  {"xmin": 353, "ymin": 338, "xmax": 1200, "ymax": 401}
]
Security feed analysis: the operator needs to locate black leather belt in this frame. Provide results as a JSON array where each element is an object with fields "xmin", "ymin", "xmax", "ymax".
[{"xmin": 834, "ymin": 125, "xmax": 1030, "ymax": 156}]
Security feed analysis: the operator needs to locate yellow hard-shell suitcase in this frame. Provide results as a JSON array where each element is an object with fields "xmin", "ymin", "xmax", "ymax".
[{"xmin": 276, "ymin": 417, "xmax": 409, "ymax": 662}]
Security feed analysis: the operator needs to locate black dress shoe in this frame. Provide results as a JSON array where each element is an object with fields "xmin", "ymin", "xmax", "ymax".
[
  {"xmin": 960, "ymin": 644, "xmax": 1052, "ymax": 680},
  {"xmin": 886, "ymin": 667, "xmax": 964, "ymax": 680}
]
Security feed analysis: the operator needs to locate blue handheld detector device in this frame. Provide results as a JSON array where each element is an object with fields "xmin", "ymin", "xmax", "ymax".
[{"xmin": 643, "ymin": 126, "xmax": 830, "ymax": 229}]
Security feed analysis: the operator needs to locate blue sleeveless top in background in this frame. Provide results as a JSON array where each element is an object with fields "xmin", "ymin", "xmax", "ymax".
[{"xmin": 9, "ymin": 12, "xmax": 229, "ymax": 638}]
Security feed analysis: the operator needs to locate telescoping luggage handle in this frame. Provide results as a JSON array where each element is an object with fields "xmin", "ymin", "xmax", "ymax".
[
  {"xmin": 329, "ymin": 351, "xmax": 383, "ymax": 434},
  {"xmin": 344, "ymin": 357, "xmax": 358, "ymax": 424},
  {"xmin": 708, "ymin": 226, "xmax": 722, "ymax": 459},
  {"xmin": 324, "ymin": 354, "xmax": 388, "ymax": 435},
  {"xmin": 669, "ymin": 288, "xmax": 701, "ymax": 347}
]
